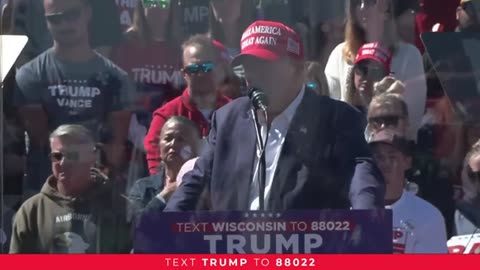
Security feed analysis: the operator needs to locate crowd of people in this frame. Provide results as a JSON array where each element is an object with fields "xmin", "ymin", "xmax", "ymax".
[{"xmin": 1, "ymin": 0, "xmax": 480, "ymax": 254}]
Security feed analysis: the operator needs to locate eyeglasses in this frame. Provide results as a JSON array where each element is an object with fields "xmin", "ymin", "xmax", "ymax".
[
  {"xmin": 49, "ymin": 151, "xmax": 80, "ymax": 163},
  {"xmin": 352, "ymin": 0, "xmax": 377, "ymax": 8},
  {"xmin": 368, "ymin": 115, "xmax": 404, "ymax": 129},
  {"xmin": 467, "ymin": 165, "xmax": 480, "ymax": 181},
  {"xmin": 182, "ymin": 62, "xmax": 215, "ymax": 75},
  {"xmin": 143, "ymin": 0, "xmax": 170, "ymax": 9},
  {"xmin": 354, "ymin": 62, "xmax": 388, "ymax": 82},
  {"xmin": 45, "ymin": 6, "xmax": 83, "ymax": 25}
]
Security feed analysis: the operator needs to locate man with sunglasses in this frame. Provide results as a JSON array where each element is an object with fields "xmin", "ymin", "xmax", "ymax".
[
  {"xmin": 14, "ymin": 0, "xmax": 134, "ymax": 192},
  {"xmin": 165, "ymin": 20, "xmax": 385, "ymax": 211},
  {"xmin": 457, "ymin": 0, "xmax": 480, "ymax": 32},
  {"xmin": 10, "ymin": 125, "xmax": 131, "ymax": 253},
  {"xmin": 144, "ymin": 34, "xmax": 231, "ymax": 175},
  {"xmin": 367, "ymin": 93, "xmax": 410, "ymax": 137}
]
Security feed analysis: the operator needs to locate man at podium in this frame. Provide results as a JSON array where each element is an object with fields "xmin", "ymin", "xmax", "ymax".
[{"xmin": 165, "ymin": 21, "xmax": 385, "ymax": 212}]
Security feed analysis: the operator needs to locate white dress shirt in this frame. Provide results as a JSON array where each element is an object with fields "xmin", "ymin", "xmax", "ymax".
[{"xmin": 249, "ymin": 87, "xmax": 305, "ymax": 210}]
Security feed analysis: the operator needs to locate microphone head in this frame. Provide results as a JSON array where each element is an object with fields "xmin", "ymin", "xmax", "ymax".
[{"xmin": 248, "ymin": 87, "xmax": 268, "ymax": 111}]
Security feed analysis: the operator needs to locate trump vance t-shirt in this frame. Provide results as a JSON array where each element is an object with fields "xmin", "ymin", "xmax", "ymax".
[{"xmin": 14, "ymin": 48, "xmax": 134, "ymax": 139}]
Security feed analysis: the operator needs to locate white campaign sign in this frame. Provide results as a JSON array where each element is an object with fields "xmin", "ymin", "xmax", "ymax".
[{"xmin": 447, "ymin": 233, "xmax": 480, "ymax": 254}]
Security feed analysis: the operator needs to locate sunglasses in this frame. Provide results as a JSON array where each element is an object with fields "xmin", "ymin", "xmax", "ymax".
[
  {"xmin": 467, "ymin": 165, "xmax": 480, "ymax": 181},
  {"xmin": 143, "ymin": 0, "xmax": 170, "ymax": 9},
  {"xmin": 306, "ymin": 81, "xmax": 319, "ymax": 91},
  {"xmin": 45, "ymin": 6, "xmax": 83, "ymax": 25},
  {"xmin": 368, "ymin": 115, "xmax": 404, "ymax": 129},
  {"xmin": 49, "ymin": 151, "xmax": 81, "ymax": 163},
  {"xmin": 182, "ymin": 62, "xmax": 215, "ymax": 75},
  {"xmin": 354, "ymin": 62, "xmax": 388, "ymax": 81},
  {"xmin": 352, "ymin": 0, "xmax": 377, "ymax": 8}
]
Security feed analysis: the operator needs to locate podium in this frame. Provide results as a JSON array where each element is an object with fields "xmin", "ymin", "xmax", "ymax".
[{"xmin": 134, "ymin": 210, "xmax": 393, "ymax": 254}]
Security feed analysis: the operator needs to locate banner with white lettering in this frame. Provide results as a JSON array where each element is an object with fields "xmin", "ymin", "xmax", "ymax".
[{"xmin": 134, "ymin": 210, "xmax": 392, "ymax": 254}]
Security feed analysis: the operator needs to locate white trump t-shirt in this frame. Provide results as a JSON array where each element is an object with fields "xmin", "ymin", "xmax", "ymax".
[{"xmin": 387, "ymin": 190, "xmax": 448, "ymax": 254}]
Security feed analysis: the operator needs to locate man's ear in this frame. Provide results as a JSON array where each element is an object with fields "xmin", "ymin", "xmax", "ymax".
[{"xmin": 457, "ymin": 6, "xmax": 462, "ymax": 20}]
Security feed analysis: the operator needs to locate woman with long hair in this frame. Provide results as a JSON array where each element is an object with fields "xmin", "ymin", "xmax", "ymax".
[{"xmin": 325, "ymin": 0, "xmax": 426, "ymax": 141}]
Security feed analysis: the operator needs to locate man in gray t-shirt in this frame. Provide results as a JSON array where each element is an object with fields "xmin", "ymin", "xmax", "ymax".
[
  {"xmin": 15, "ymin": 48, "xmax": 133, "ymax": 138},
  {"xmin": 14, "ymin": 0, "xmax": 133, "ymax": 192}
]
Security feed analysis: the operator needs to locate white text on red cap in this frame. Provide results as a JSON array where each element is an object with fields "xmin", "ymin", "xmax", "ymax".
[
  {"xmin": 241, "ymin": 25, "xmax": 283, "ymax": 41},
  {"xmin": 241, "ymin": 36, "xmax": 278, "ymax": 50}
]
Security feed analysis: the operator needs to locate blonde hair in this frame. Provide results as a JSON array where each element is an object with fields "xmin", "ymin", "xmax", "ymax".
[
  {"xmin": 369, "ymin": 92, "xmax": 409, "ymax": 118},
  {"xmin": 343, "ymin": 0, "xmax": 398, "ymax": 63}
]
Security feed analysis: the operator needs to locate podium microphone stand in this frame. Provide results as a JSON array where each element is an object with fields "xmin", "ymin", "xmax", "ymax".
[{"xmin": 251, "ymin": 108, "xmax": 268, "ymax": 211}]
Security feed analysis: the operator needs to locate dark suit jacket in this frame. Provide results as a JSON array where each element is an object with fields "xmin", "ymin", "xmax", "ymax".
[{"xmin": 165, "ymin": 90, "xmax": 385, "ymax": 211}]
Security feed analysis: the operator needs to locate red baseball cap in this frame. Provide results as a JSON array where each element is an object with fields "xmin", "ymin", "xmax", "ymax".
[
  {"xmin": 232, "ymin": 20, "xmax": 304, "ymax": 66},
  {"xmin": 355, "ymin": 42, "xmax": 392, "ymax": 74}
]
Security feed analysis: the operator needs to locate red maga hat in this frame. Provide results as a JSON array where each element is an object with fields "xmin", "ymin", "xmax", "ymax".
[
  {"xmin": 355, "ymin": 42, "xmax": 393, "ymax": 74},
  {"xmin": 232, "ymin": 20, "xmax": 304, "ymax": 65}
]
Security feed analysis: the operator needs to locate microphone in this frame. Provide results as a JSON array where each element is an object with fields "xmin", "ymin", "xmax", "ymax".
[
  {"xmin": 248, "ymin": 87, "xmax": 268, "ymax": 112},
  {"xmin": 248, "ymin": 87, "xmax": 269, "ymax": 211}
]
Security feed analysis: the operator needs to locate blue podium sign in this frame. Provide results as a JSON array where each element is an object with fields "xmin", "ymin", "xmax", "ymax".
[{"xmin": 134, "ymin": 210, "xmax": 392, "ymax": 254}]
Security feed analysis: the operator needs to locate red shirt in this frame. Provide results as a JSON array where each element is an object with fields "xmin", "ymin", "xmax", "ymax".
[{"xmin": 144, "ymin": 89, "xmax": 231, "ymax": 174}]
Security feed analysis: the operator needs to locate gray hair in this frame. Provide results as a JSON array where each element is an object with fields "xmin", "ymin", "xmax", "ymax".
[{"xmin": 50, "ymin": 124, "xmax": 95, "ymax": 148}]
